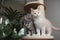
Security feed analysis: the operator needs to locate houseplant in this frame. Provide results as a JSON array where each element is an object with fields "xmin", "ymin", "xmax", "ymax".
[{"xmin": 0, "ymin": 6, "xmax": 26, "ymax": 40}]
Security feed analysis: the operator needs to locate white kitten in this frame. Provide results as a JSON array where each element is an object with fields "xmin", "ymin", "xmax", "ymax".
[{"xmin": 31, "ymin": 5, "xmax": 60, "ymax": 36}]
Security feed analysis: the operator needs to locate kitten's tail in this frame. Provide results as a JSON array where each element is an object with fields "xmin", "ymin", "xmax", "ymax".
[{"xmin": 52, "ymin": 26, "xmax": 60, "ymax": 30}]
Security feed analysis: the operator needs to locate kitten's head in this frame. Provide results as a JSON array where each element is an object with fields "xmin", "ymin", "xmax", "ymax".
[{"xmin": 31, "ymin": 6, "xmax": 41, "ymax": 17}]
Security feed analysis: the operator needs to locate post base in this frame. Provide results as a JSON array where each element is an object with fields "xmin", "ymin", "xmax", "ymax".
[{"xmin": 22, "ymin": 36, "xmax": 54, "ymax": 40}]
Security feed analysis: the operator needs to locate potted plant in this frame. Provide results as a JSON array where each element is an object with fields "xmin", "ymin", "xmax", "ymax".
[{"xmin": 0, "ymin": 6, "xmax": 26, "ymax": 40}]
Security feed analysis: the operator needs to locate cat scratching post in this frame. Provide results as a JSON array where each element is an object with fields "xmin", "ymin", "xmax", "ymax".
[
  {"xmin": 22, "ymin": 36, "xmax": 54, "ymax": 40},
  {"xmin": 23, "ymin": 0, "xmax": 54, "ymax": 40}
]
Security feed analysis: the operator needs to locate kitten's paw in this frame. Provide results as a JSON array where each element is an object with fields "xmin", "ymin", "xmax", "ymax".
[
  {"xmin": 42, "ymin": 34, "xmax": 46, "ymax": 36},
  {"xmin": 26, "ymin": 34, "xmax": 30, "ymax": 36},
  {"xmin": 36, "ymin": 34, "xmax": 40, "ymax": 36},
  {"xmin": 47, "ymin": 34, "xmax": 51, "ymax": 36},
  {"xmin": 32, "ymin": 34, "xmax": 36, "ymax": 36}
]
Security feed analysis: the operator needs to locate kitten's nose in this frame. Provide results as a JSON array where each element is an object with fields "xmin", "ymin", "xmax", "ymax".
[{"xmin": 34, "ymin": 13, "xmax": 36, "ymax": 14}]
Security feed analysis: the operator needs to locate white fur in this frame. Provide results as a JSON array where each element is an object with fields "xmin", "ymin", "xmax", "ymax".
[{"xmin": 31, "ymin": 5, "xmax": 60, "ymax": 36}]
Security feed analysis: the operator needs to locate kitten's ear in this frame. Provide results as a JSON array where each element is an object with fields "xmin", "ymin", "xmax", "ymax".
[
  {"xmin": 31, "ymin": 8, "xmax": 34, "ymax": 12},
  {"xmin": 37, "ymin": 5, "xmax": 40, "ymax": 10}
]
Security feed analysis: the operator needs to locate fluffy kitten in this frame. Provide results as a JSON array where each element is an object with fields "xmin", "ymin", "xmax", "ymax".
[
  {"xmin": 20, "ymin": 13, "xmax": 37, "ymax": 36},
  {"xmin": 31, "ymin": 5, "xmax": 60, "ymax": 36}
]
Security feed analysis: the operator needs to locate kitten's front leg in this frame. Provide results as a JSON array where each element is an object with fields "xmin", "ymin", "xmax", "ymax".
[
  {"xmin": 41, "ymin": 26, "xmax": 46, "ymax": 36},
  {"xmin": 36, "ymin": 28, "xmax": 40, "ymax": 35},
  {"xmin": 26, "ymin": 31, "xmax": 31, "ymax": 36},
  {"xmin": 26, "ymin": 29, "xmax": 31, "ymax": 36},
  {"xmin": 47, "ymin": 27, "xmax": 52, "ymax": 36}
]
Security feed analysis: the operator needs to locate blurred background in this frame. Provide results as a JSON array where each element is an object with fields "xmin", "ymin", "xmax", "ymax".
[{"xmin": 0, "ymin": 0, "xmax": 60, "ymax": 40}]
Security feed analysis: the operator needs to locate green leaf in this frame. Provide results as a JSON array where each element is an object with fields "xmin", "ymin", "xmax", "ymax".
[{"xmin": 0, "ymin": 30, "xmax": 3, "ymax": 38}]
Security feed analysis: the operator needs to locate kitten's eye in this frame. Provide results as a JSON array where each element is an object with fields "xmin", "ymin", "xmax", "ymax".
[{"xmin": 38, "ymin": 12, "xmax": 39, "ymax": 14}]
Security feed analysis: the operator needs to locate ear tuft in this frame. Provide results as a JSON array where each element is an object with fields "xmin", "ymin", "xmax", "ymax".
[
  {"xmin": 31, "ymin": 8, "xmax": 34, "ymax": 11},
  {"xmin": 31, "ymin": 8, "xmax": 34, "ymax": 13},
  {"xmin": 37, "ymin": 5, "xmax": 40, "ymax": 10}
]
